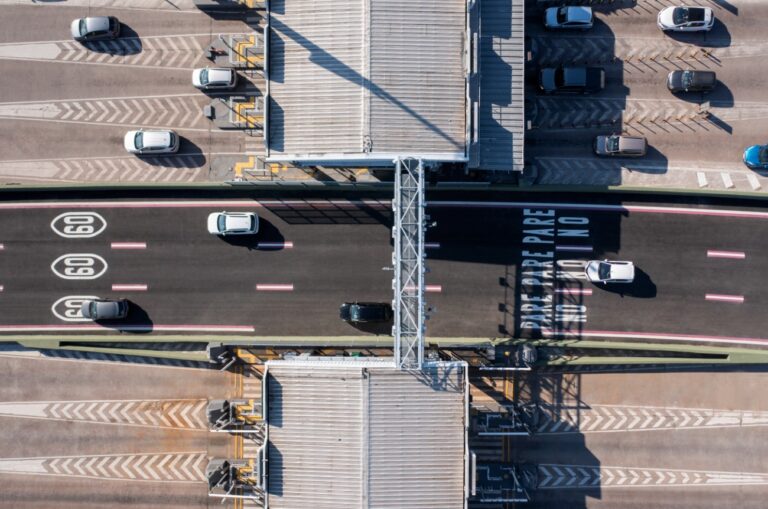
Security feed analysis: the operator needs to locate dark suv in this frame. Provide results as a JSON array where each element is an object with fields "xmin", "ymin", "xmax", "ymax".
[
  {"xmin": 667, "ymin": 70, "xmax": 716, "ymax": 93},
  {"xmin": 340, "ymin": 302, "xmax": 393, "ymax": 323},
  {"xmin": 539, "ymin": 66, "xmax": 605, "ymax": 94}
]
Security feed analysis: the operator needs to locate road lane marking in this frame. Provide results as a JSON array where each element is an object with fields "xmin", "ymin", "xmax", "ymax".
[
  {"xmin": 404, "ymin": 284, "xmax": 442, "ymax": 293},
  {"xmin": 0, "ymin": 244, "xmax": 4, "ymax": 250},
  {"xmin": 0, "ymin": 199, "xmax": 390, "ymax": 210},
  {"xmin": 428, "ymin": 201, "xmax": 768, "ymax": 220},
  {"xmin": 554, "ymin": 288, "xmax": 593, "ymax": 296},
  {"xmin": 255, "ymin": 284, "xmax": 294, "ymax": 291},
  {"xmin": 707, "ymin": 250, "xmax": 745, "ymax": 259},
  {"xmin": 541, "ymin": 329, "xmax": 768, "ymax": 347},
  {"xmin": 705, "ymin": 294, "xmax": 745, "ymax": 303},
  {"xmin": 0, "ymin": 285, "xmax": 3, "ymax": 292},
  {"xmin": 556, "ymin": 245, "xmax": 593, "ymax": 252},
  {"xmin": 111, "ymin": 284, "xmax": 148, "ymax": 292},
  {"xmin": 0, "ymin": 324, "xmax": 255, "ymax": 333},
  {"xmin": 257, "ymin": 241, "xmax": 293, "ymax": 249},
  {"xmin": 111, "ymin": 242, "xmax": 147, "ymax": 249},
  {"xmin": 425, "ymin": 242, "xmax": 441, "ymax": 249}
]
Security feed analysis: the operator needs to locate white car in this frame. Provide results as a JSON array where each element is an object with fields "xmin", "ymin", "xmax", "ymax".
[
  {"xmin": 544, "ymin": 6, "xmax": 593, "ymax": 30},
  {"xmin": 192, "ymin": 68, "xmax": 237, "ymax": 90},
  {"xmin": 585, "ymin": 260, "xmax": 635, "ymax": 284},
  {"xmin": 124, "ymin": 130, "xmax": 180, "ymax": 155},
  {"xmin": 657, "ymin": 6, "xmax": 714, "ymax": 32},
  {"xmin": 207, "ymin": 212, "xmax": 259, "ymax": 235}
]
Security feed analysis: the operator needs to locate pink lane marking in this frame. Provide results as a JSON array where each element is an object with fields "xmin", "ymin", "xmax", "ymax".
[
  {"xmin": 0, "ymin": 285, "xmax": 3, "ymax": 292},
  {"xmin": 556, "ymin": 245, "xmax": 593, "ymax": 252},
  {"xmin": 425, "ymin": 242, "xmax": 441, "ymax": 249},
  {"xmin": 256, "ymin": 284, "xmax": 294, "ymax": 291},
  {"xmin": 111, "ymin": 242, "xmax": 147, "ymax": 250},
  {"xmin": 540, "ymin": 329, "xmax": 768, "ymax": 347},
  {"xmin": 0, "ymin": 324, "xmax": 255, "ymax": 332},
  {"xmin": 705, "ymin": 293, "xmax": 744, "ymax": 303},
  {"xmin": 258, "ymin": 241, "xmax": 294, "ymax": 249},
  {"xmin": 404, "ymin": 284, "xmax": 442, "ymax": 293},
  {"xmin": 0, "ymin": 244, "xmax": 4, "ymax": 250},
  {"xmin": 707, "ymin": 250, "xmax": 745, "ymax": 259},
  {"xmin": 112, "ymin": 284, "xmax": 148, "ymax": 292},
  {"xmin": 555, "ymin": 288, "xmax": 593, "ymax": 296},
  {"xmin": 428, "ymin": 201, "xmax": 768, "ymax": 219},
  {"xmin": 0, "ymin": 199, "xmax": 391, "ymax": 210}
]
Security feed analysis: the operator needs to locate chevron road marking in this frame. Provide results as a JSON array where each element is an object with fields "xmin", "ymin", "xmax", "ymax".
[
  {"xmin": 536, "ymin": 404, "xmax": 768, "ymax": 434},
  {"xmin": 0, "ymin": 452, "xmax": 206, "ymax": 482},
  {"xmin": 0, "ymin": 399, "xmax": 208, "ymax": 430},
  {"xmin": 537, "ymin": 464, "xmax": 768, "ymax": 489},
  {"xmin": 0, "ymin": 95, "xmax": 208, "ymax": 129}
]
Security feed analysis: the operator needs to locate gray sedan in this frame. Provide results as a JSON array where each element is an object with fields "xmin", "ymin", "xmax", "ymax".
[{"xmin": 70, "ymin": 16, "xmax": 120, "ymax": 42}]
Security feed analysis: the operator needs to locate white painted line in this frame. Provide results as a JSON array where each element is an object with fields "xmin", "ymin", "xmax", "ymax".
[
  {"xmin": 555, "ymin": 288, "xmax": 593, "ymax": 296},
  {"xmin": 705, "ymin": 294, "xmax": 744, "ymax": 304},
  {"xmin": 0, "ymin": 244, "xmax": 4, "ymax": 250},
  {"xmin": 721, "ymin": 173, "xmax": 735, "ymax": 189},
  {"xmin": 0, "ymin": 285, "xmax": 3, "ymax": 292},
  {"xmin": 0, "ymin": 325, "xmax": 255, "ymax": 333},
  {"xmin": 111, "ymin": 242, "xmax": 147, "ymax": 250},
  {"xmin": 111, "ymin": 284, "xmax": 148, "ymax": 292},
  {"xmin": 696, "ymin": 172, "xmax": 708, "ymax": 188},
  {"xmin": 707, "ymin": 250, "xmax": 745, "ymax": 259},
  {"xmin": 425, "ymin": 242, "xmax": 441, "ymax": 249},
  {"xmin": 556, "ymin": 245, "xmax": 593, "ymax": 253},
  {"xmin": 255, "ymin": 284, "xmax": 294, "ymax": 291},
  {"xmin": 257, "ymin": 241, "xmax": 293, "ymax": 249},
  {"xmin": 405, "ymin": 284, "xmax": 442, "ymax": 293},
  {"xmin": 747, "ymin": 173, "xmax": 762, "ymax": 190}
]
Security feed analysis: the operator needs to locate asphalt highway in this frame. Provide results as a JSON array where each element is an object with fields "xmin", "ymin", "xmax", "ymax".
[{"xmin": 0, "ymin": 196, "xmax": 767, "ymax": 345}]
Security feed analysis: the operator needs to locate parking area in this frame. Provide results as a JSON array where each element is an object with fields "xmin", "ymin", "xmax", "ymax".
[{"xmin": 525, "ymin": 0, "xmax": 768, "ymax": 191}]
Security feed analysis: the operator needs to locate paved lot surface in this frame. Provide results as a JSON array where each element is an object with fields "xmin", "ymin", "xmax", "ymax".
[
  {"xmin": 0, "ymin": 351, "xmax": 235, "ymax": 508},
  {"xmin": 471, "ymin": 366, "xmax": 768, "ymax": 509},
  {"xmin": 525, "ymin": 0, "xmax": 768, "ymax": 192},
  {"xmin": 0, "ymin": 194, "xmax": 767, "ymax": 344}
]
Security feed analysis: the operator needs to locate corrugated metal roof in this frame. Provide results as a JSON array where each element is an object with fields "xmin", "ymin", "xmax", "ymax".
[
  {"xmin": 265, "ymin": 360, "xmax": 467, "ymax": 509},
  {"xmin": 268, "ymin": 0, "xmax": 467, "ymax": 160},
  {"xmin": 473, "ymin": 0, "xmax": 525, "ymax": 171}
]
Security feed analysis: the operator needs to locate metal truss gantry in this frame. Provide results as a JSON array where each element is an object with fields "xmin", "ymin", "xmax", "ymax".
[{"xmin": 392, "ymin": 157, "xmax": 426, "ymax": 370}]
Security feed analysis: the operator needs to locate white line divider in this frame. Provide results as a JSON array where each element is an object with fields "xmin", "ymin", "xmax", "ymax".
[
  {"xmin": 556, "ymin": 245, "xmax": 593, "ymax": 252},
  {"xmin": 111, "ymin": 242, "xmax": 147, "ymax": 249},
  {"xmin": 0, "ymin": 325, "xmax": 256, "ymax": 333},
  {"xmin": 707, "ymin": 250, "xmax": 746, "ymax": 259},
  {"xmin": 257, "ymin": 241, "xmax": 293, "ymax": 249},
  {"xmin": 555, "ymin": 288, "xmax": 593, "ymax": 296},
  {"xmin": 0, "ymin": 285, "xmax": 3, "ymax": 292},
  {"xmin": 705, "ymin": 294, "xmax": 745, "ymax": 304},
  {"xmin": 112, "ymin": 284, "xmax": 148, "ymax": 292},
  {"xmin": 255, "ymin": 284, "xmax": 294, "ymax": 291},
  {"xmin": 404, "ymin": 284, "xmax": 443, "ymax": 293},
  {"xmin": 0, "ymin": 244, "xmax": 4, "ymax": 250},
  {"xmin": 424, "ymin": 242, "xmax": 441, "ymax": 249}
]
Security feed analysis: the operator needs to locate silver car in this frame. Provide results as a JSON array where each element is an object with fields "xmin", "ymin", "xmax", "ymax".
[
  {"xmin": 207, "ymin": 211, "xmax": 259, "ymax": 235},
  {"xmin": 80, "ymin": 298, "xmax": 129, "ymax": 320},
  {"xmin": 192, "ymin": 68, "xmax": 238, "ymax": 90},
  {"xmin": 124, "ymin": 129, "xmax": 180, "ymax": 155},
  {"xmin": 544, "ymin": 6, "xmax": 593, "ymax": 30},
  {"xmin": 593, "ymin": 135, "xmax": 647, "ymax": 157},
  {"xmin": 585, "ymin": 260, "xmax": 635, "ymax": 284},
  {"xmin": 70, "ymin": 16, "xmax": 120, "ymax": 42}
]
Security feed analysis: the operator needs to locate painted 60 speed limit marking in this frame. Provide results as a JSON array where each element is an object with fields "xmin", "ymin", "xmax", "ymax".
[
  {"xmin": 51, "ymin": 295, "xmax": 99, "ymax": 322},
  {"xmin": 51, "ymin": 253, "xmax": 108, "ymax": 280},
  {"xmin": 50, "ymin": 212, "xmax": 107, "ymax": 239}
]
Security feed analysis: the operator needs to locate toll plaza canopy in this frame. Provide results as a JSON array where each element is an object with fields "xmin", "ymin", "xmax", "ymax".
[{"xmin": 263, "ymin": 358, "xmax": 469, "ymax": 508}]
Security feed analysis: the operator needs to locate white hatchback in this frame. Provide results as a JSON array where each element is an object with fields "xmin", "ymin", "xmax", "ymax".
[
  {"xmin": 585, "ymin": 260, "xmax": 635, "ymax": 284},
  {"xmin": 207, "ymin": 212, "xmax": 259, "ymax": 235},
  {"xmin": 657, "ymin": 6, "xmax": 714, "ymax": 31},
  {"xmin": 124, "ymin": 129, "xmax": 180, "ymax": 155},
  {"xmin": 192, "ymin": 68, "xmax": 238, "ymax": 90}
]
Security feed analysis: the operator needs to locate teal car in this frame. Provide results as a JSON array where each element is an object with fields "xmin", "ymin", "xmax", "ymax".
[{"xmin": 743, "ymin": 145, "xmax": 768, "ymax": 170}]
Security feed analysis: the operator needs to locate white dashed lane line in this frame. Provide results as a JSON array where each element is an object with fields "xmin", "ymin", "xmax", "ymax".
[
  {"xmin": 707, "ymin": 250, "xmax": 746, "ymax": 259},
  {"xmin": 705, "ymin": 294, "xmax": 745, "ymax": 304}
]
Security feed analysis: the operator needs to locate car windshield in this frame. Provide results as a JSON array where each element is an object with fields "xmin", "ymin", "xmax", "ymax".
[
  {"xmin": 681, "ymin": 71, "xmax": 693, "ymax": 88},
  {"xmin": 554, "ymin": 68, "xmax": 565, "ymax": 87},
  {"xmin": 134, "ymin": 132, "xmax": 143, "ymax": 150},
  {"xmin": 250, "ymin": 216, "xmax": 256, "ymax": 230},
  {"xmin": 557, "ymin": 7, "xmax": 568, "ymax": 23},
  {"xmin": 89, "ymin": 302, "xmax": 97, "ymax": 317},
  {"xmin": 217, "ymin": 215, "xmax": 227, "ymax": 232},
  {"xmin": 673, "ymin": 7, "xmax": 689, "ymax": 25},
  {"xmin": 760, "ymin": 147, "xmax": 768, "ymax": 163},
  {"xmin": 598, "ymin": 263, "xmax": 612, "ymax": 280},
  {"xmin": 169, "ymin": 133, "xmax": 176, "ymax": 147},
  {"xmin": 199, "ymin": 69, "xmax": 209, "ymax": 85},
  {"xmin": 607, "ymin": 137, "xmax": 620, "ymax": 153},
  {"xmin": 79, "ymin": 19, "xmax": 87, "ymax": 36}
]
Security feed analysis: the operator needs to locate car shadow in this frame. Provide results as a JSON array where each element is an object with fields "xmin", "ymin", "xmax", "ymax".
[
  {"xmin": 343, "ymin": 319, "xmax": 393, "ymax": 336},
  {"xmin": 82, "ymin": 25, "xmax": 142, "ymax": 55},
  {"xmin": 667, "ymin": 79, "xmax": 734, "ymax": 108},
  {"xmin": 218, "ymin": 217, "xmax": 286, "ymax": 250},
  {"xmin": 95, "ymin": 300, "xmax": 154, "ymax": 333},
  {"xmin": 590, "ymin": 268, "xmax": 657, "ymax": 298},
  {"xmin": 136, "ymin": 138, "xmax": 207, "ymax": 169}
]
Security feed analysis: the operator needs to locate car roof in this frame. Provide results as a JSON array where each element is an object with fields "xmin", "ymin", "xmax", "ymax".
[
  {"xmin": 208, "ymin": 68, "xmax": 233, "ymax": 83},
  {"xmin": 617, "ymin": 136, "xmax": 646, "ymax": 152},
  {"xmin": 686, "ymin": 7, "xmax": 707, "ymax": 21},
  {"xmin": 690, "ymin": 70, "xmax": 716, "ymax": 84},
  {"xmin": 565, "ymin": 6, "xmax": 592, "ymax": 22},
  {"xmin": 85, "ymin": 17, "xmax": 111, "ymax": 32},
  {"xmin": 141, "ymin": 131, "xmax": 172, "ymax": 148}
]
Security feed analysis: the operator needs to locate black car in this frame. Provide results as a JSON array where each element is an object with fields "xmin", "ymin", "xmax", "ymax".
[
  {"xmin": 539, "ymin": 66, "xmax": 605, "ymax": 94},
  {"xmin": 667, "ymin": 70, "xmax": 716, "ymax": 93},
  {"xmin": 340, "ymin": 302, "xmax": 393, "ymax": 323}
]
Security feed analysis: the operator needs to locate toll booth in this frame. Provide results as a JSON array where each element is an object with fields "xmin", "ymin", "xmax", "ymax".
[
  {"xmin": 472, "ymin": 459, "xmax": 531, "ymax": 503},
  {"xmin": 207, "ymin": 456, "xmax": 266, "ymax": 503},
  {"xmin": 207, "ymin": 32, "xmax": 265, "ymax": 70},
  {"xmin": 473, "ymin": 404, "xmax": 538, "ymax": 436},
  {"xmin": 208, "ymin": 399, "xmax": 263, "ymax": 432}
]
